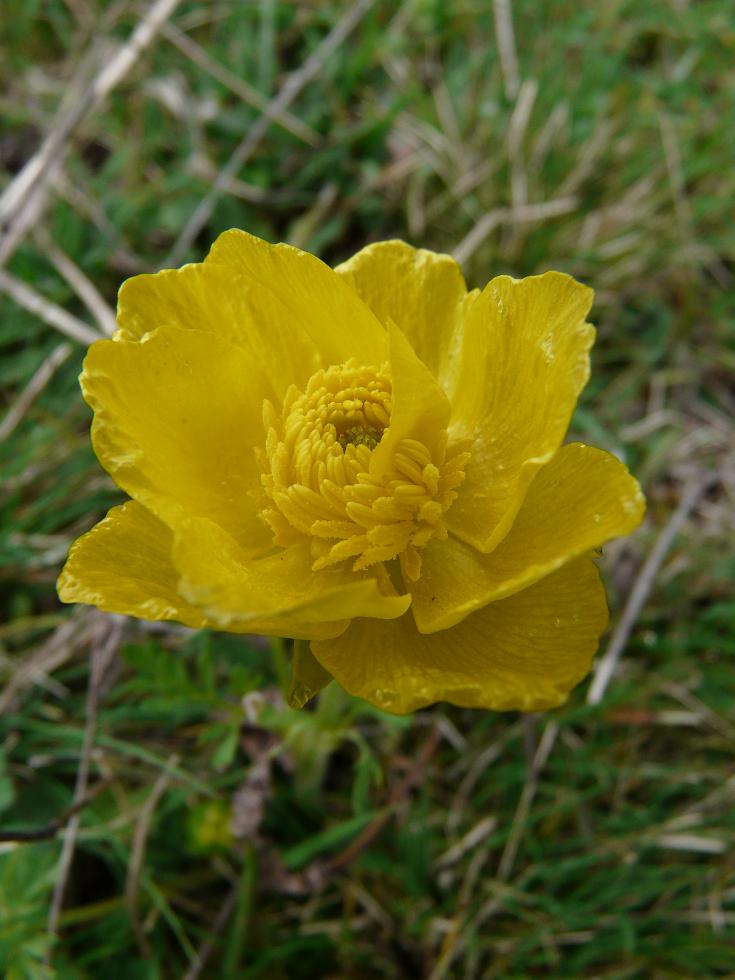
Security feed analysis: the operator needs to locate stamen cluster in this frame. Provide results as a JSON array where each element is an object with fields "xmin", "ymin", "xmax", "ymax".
[{"xmin": 261, "ymin": 359, "xmax": 468, "ymax": 581}]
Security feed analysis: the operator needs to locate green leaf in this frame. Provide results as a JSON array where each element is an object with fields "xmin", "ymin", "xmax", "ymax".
[
  {"xmin": 282, "ymin": 809, "xmax": 384, "ymax": 871},
  {"xmin": 0, "ymin": 754, "xmax": 15, "ymax": 814}
]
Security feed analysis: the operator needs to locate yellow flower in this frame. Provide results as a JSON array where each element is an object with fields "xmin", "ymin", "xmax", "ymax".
[{"xmin": 58, "ymin": 231, "xmax": 645, "ymax": 714}]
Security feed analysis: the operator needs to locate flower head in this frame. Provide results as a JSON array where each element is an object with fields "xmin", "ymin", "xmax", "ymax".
[{"xmin": 58, "ymin": 231, "xmax": 645, "ymax": 713}]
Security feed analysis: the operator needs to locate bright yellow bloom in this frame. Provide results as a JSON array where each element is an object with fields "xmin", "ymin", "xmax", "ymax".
[{"xmin": 58, "ymin": 231, "xmax": 645, "ymax": 714}]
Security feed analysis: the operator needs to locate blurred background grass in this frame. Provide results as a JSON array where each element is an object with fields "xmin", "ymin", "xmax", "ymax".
[{"xmin": 1, "ymin": 1, "xmax": 734, "ymax": 976}]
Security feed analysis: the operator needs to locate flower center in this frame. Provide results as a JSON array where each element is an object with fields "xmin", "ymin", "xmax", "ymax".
[
  {"xmin": 338, "ymin": 424, "xmax": 382, "ymax": 451},
  {"xmin": 260, "ymin": 359, "xmax": 469, "ymax": 581}
]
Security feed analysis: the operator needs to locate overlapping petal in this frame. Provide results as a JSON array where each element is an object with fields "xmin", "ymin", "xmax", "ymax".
[
  {"xmin": 116, "ymin": 263, "xmax": 315, "ymax": 399},
  {"xmin": 82, "ymin": 325, "xmax": 272, "ymax": 556},
  {"xmin": 117, "ymin": 230, "xmax": 387, "ymax": 395},
  {"xmin": 312, "ymin": 557, "xmax": 608, "ymax": 714},
  {"xmin": 208, "ymin": 229, "xmax": 388, "ymax": 372},
  {"xmin": 57, "ymin": 501, "xmax": 208, "ymax": 630},
  {"xmin": 59, "ymin": 503, "xmax": 410, "ymax": 641},
  {"xmin": 335, "ymin": 240, "xmax": 468, "ymax": 388},
  {"xmin": 411, "ymin": 443, "xmax": 645, "ymax": 632},
  {"xmin": 172, "ymin": 514, "xmax": 411, "ymax": 640},
  {"xmin": 371, "ymin": 321, "xmax": 451, "ymax": 477},
  {"xmin": 446, "ymin": 272, "xmax": 595, "ymax": 553},
  {"xmin": 336, "ymin": 248, "xmax": 597, "ymax": 557}
]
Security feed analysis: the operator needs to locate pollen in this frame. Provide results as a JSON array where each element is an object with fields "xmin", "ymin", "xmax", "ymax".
[{"xmin": 260, "ymin": 359, "xmax": 470, "ymax": 582}]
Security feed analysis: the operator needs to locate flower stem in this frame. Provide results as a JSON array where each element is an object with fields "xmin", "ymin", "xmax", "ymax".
[{"xmin": 271, "ymin": 636, "xmax": 291, "ymax": 694}]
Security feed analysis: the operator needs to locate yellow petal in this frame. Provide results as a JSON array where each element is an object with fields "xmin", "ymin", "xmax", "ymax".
[
  {"xmin": 82, "ymin": 326, "xmax": 272, "ymax": 556},
  {"xmin": 371, "ymin": 321, "xmax": 451, "ymax": 477},
  {"xmin": 312, "ymin": 557, "xmax": 608, "ymax": 714},
  {"xmin": 335, "ymin": 240, "xmax": 468, "ymax": 385},
  {"xmin": 412, "ymin": 443, "xmax": 645, "ymax": 632},
  {"xmin": 287, "ymin": 643, "xmax": 333, "ymax": 709},
  {"xmin": 173, "ymin": 514, "xmax": 412, "ymax": 640},
  {"xmin": 447, "ymin": 272, "xmax": 595, "ymax": 552},
  {"xmin": 118, "ymin": 262, "xmax": 324, "ymax": 399},
  {"xmin": 208, "ymin": 229, "xmax": 388, "ymax": 369},
  {"xmin": 117, "ymin": 230, "xmax": 387, "ymax": 394},
  {"xmin": 57, "ymin": 501, "xmax": 208, "ymax": 629},
  {"xmin": 58, "ymin": 503, "xmax": 407, "ymax": 641}
]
